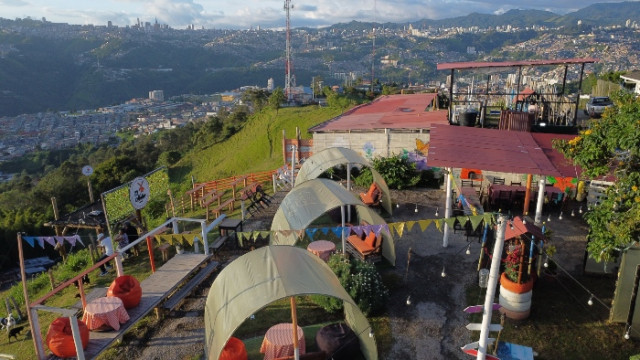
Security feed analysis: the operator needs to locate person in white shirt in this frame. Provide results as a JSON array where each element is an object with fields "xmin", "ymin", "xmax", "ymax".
[{"xmin": 97, "ymin": 233, "xmax": 113, "ymax": 276}]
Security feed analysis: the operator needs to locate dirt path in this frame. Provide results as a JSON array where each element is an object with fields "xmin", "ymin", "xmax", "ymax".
[{"xmin": 114, "ymin": 188, "xmax": 588, "ymax": 360}]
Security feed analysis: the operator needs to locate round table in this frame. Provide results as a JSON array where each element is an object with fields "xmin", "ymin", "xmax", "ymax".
[
  {"xmin": 307, "ymin": 240, "xmax": 336, "ymax": 261},
  {"xmin": 82, "ymin": 296, "xmax": 130, "ymax": 331},
  {"xmin": 259, "ymin": 323, "xmax": 305, "ymax": 360}
]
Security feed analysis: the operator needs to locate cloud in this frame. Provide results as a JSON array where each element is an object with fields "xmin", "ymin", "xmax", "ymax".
[{"xmin": 0, "ymin": 0, "xmax": 28, "ymax": 6}]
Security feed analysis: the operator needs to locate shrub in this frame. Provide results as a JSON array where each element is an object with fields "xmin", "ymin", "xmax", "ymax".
[{"xmin": 311, "ymin": 254, "xmax": 389, "ymax": 316}]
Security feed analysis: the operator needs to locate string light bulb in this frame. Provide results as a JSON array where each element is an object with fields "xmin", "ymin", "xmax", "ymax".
[
  {"xmin": 414, "ymin": 204, "xmax": 419, "ymax": 213},
  {"xmin": 435, "ymin": 207, "xmax": 439, "ymax": 217},
  {"xmin": 510, "ymin": 221, "xmax": 514, "ymax": 230},
  {"xmin": 441, "ymin": 265, "xmax": 447, "ymax": 278},
  {"xmin": 369, "ymin": 329, "xmax": 374, "ymax": 338},
  {"xmin": 522, "ymin": 218, "xmax": 527, "ymax": 224},
  {"xmin": 624, "ymin": 326, "xmax": 631, "ymax": 340},
  {"xmin": 571, "ymin": 209, "xmax": 575, "ymax": 217},
  {"xmin": 588, "ymin": 295, "xmax": 594, "ymax": 306},
  {"xmin": 543, "ymin": 256, "xmax": 549, "ymax": 268},
  {"xmin": 406, "ymin": 295, "xmax": 412, "ymax": 306},
  {"xmin": 396, "ymin": 203, "xmax": 400, "ymax": 209},
  {"xmin": 547, "ymin": 214, "xmax": 552, "ymax": 222},
  {"xmin": 579, "ymin": 206, "xmax": 583, "ymax": 214},
  {"xmin": 558, "ymin": 211, "xmax": 563, "ymax": 220},
  {"xmin": 466, "ymin": 244, "xmax": 471, "ymax": 255}
]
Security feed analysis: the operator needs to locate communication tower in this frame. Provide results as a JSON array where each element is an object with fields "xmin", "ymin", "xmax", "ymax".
[{"xmin": 284, "ymin": 0, "xmax": 294, "ymax": 102}]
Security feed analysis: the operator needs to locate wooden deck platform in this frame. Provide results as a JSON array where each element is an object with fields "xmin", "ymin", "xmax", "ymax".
[{"xmin": 82, "ymin": 253, "xmax": 210, "ymax": 359}]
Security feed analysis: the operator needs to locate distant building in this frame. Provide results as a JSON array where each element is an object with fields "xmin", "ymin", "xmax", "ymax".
[
  {"xmin": 149, "ymin": 90, "xmax": 164, "ymax": 101},
  {"xmin": 267, "ymin": 78, "xmax": 274, "ymax": 91},
  {"xmin": 621, "ymin": 71, "xmax": 640, "ymax": 95}
]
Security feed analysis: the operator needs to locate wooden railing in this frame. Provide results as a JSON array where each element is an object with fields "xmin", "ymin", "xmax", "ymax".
[
  {"xmin": 167, "ymin": 169, "xmax": 278, "ymax": 217},
  {"xmin": 499, "ymin": 110, "xmax": 533, "ymax": 132}
]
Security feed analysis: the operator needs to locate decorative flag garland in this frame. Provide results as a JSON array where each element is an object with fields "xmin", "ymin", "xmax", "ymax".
[{"xmin": 21, "ymin": 235, "xmax": 85, "ymax": 249}]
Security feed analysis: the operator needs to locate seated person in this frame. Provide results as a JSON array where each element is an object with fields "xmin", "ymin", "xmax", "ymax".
[{"xmin": 114, "ymin": 228, "xmax": 131, "ymax": 258}]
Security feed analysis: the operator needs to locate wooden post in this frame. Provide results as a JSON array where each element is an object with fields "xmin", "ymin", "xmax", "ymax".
[
  {"xmin": 17, "ymin": 233, "xmax": 46, "ymax": 359},
  {"xmin": 523, "ymin": 174, "xmax": 533, "ymax": 215},
  {"xmin": 51, "ymin": 197, "xmax": 67, "ymax": 261},
  {"xmin": 147, "ymin": 236, "xmax": 157, "ymax": 273},
  {"xmin": 47, "ymin": 269, "xmax": 55, "ymax": 290},
  {"xmin": 290, "ymin": 297, "xmax": 300, "ymax": 360},
  {"xmin": 87, "ymin": 179, "xmax": 94, "ymax": 203},
  {"xmin": 167, "ymin": 189, "xmax": 176, "ymax": 217}
]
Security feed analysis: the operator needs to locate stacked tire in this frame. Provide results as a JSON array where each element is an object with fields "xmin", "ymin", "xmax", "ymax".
[{"xmin": 499, "ymin": 272, "xmax": 533, "ymax": 320}]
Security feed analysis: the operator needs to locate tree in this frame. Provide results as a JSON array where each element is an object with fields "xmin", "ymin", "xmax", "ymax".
[
  {"xmin": 554, "ymin": 92, "xmax": 640, "ymax": 262},
  {"xmin": 269, "ymin": 87, "xmax": 285, "ymax": 114}
]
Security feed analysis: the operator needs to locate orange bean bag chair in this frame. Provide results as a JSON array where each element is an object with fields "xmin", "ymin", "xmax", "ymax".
[
  {"xmin": 107, "ymin": 275, "xmax": 142, "ymax": 309},
  {"xmin": 219, "ymin": 337, "xmax": 248, "ymax": 360},
  {"xmin": 46, "ymin": 317, "xmax": 90, "ymax": 358}
]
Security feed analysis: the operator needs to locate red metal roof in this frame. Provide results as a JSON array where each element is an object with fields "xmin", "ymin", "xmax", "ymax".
[
  {"xmin": 309, "ymin": 94, "xmax": 448, "ymax": 132},
  {"xmin": 530, "ymin": 133, "xmax": 582, "ymax": 178},
  {"xmin": 427, "ymin": 124, "xmax": 562, "ymax": 176},
  {"xmin": 437, "ymin": 58, "xmax": 598, "ymax": 71},
  {"xmin": 504, "ymin": 216, "xmax": 545, "ymax": 241}
]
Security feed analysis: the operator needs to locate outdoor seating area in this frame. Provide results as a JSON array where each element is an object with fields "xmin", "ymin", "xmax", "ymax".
[
  {"xmin": 359, "ymin": 183, "xmax": 382, "ymax": 206},
  {"xmin": 346, "ymin": 229, "xmax": 382, "ymax": 263}
]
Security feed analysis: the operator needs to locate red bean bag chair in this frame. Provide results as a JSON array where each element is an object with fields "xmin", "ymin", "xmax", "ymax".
[
  {"xmin": 107, "ymin": 275, "xmax": 142, "ymax": 309},
  {"xmin": 46, "ymin": 317, "xmax": 90, "ymax": 358},
  {"xmin": 219, "ymin": 337, "xmax": 248, "ymax": 360}
]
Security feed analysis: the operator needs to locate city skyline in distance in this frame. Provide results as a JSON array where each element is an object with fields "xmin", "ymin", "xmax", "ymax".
[{"xmin": 2, "ymin": 0, "xmax": 638, "ymax": 30}]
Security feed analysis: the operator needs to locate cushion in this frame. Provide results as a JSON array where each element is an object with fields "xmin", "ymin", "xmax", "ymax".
[
  {"xmin": 364, "ymin": 232, "xmax": 376, "ymax": 248},
  {"xmin": 348, "ymin": 235, "xmax": 374, "ymax": 254},
  {"xmin": 46, "ymin": 317, "xmax": 90, "ymax": 358},
  {"xmin": 107, "ymin": 275, "xmax": 142, "ymax": 309},
  {"xmin": 219, "ymin": 337, "xmax": 248, "ymax": 360}
]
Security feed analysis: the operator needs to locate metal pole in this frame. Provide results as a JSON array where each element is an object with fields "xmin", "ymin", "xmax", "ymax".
[
  {"xmin": 477, "ymin": 215, "xmax": 507, "ymax": 360},
  {"xmin": 443, "ymin": 168, "xmax": 452, "ymax": 247},
  {"xmin": 69, "ymin": 316, "xmax": 85, "ymax": 360},
  {"xmin": 347, "ymin": 163, "xmax": 352, "ymax": 223},
  {"xmin": 201, "ymin": 220, "xmax": 209, "ymax": 255},
  {"xmin": 534, "ymin": 178, "xmax": 546, "ymax": 224}
]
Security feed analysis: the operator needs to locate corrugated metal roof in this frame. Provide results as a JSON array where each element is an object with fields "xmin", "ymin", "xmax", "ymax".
[
  {"xmin": 428, "ymin": 124, "xmax": 562, "ymax": 176},
  {"xmin": 309, "ymin": 94, "xmax": 448, "ymax": 132},
  {"xmin": 531, "ymin": 133, "xmax": 582, "ymax": 178},
  {"xmin": 437, "ymin": 58, "xmax": 598, "ymax": 71}
]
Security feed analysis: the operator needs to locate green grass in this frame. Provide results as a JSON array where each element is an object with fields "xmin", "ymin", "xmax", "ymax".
[{"xmin": 171, "ymin": 105, "xmax": 341, "ymax": 188}]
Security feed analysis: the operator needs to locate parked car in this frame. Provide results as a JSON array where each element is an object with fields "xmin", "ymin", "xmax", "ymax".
[{"xmin": 585, "ymin": 96, "xmax": 613, "ymax": 117}]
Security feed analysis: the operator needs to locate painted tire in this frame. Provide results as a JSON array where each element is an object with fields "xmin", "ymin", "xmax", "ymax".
[
  {"xmin": 500, "ymin": 272, "xmax": 534, "ymax": 293},
  {"xmin": 499, "ymin": 293, "xmax": 532, "ymax": 312},
  {"xmin": 499, "ymin": 286, "xmax": 532, "ymax": 302},
  {"xmin": 499, "ymin": 307, "xmax": 531, "ymax": 320}
]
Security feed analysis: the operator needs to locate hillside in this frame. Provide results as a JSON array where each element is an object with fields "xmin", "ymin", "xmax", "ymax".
[{"xmin": 171, "ymin": 105, "xmax": 342, "ymax": 187}]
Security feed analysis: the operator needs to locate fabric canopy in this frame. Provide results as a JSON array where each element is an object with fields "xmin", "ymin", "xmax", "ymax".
[
  {"xmin": 203, "ymin": 246, "xmax": 378, "ymax": 360},
  {"xmin": 428, "ymin": 124, "xmax": 563, "ymax": 176},
  {"xmin": 294, "ymin": 147, "xmax": 392, "ymax": 215},
  {"xmin": 270, "ymin": 178, "xmax": 396, "ymax": 265}
]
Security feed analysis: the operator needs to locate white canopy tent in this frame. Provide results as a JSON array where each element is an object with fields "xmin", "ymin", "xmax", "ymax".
[
  {"xmin": 294, "ymin": 147, "xmax": 393, "ymax": 215},
  {"xmin": 270, "ymin": 178, "xmax": 396, "ymax": 266},
  {"xmin": 203, "ymin": 246, "xmax": 378, "ymax": 360}
]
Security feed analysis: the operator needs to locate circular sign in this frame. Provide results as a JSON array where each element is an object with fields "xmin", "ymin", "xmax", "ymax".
[
  {"xmin": 129, "ymin": 177, "xmax": 150, "ymax": 210},
  {"xmin": 82, "ymin": 165, "xmax": 94, "ymax": 176}
]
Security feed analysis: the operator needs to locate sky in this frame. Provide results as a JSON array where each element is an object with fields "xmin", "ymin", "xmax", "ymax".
[{"xmin": 0, "ymin": 0, "xmax": 636, "ymax": 30}]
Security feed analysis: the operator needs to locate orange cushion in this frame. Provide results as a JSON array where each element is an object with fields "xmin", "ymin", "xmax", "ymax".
[
  {"xmin": 107, "ymin": 275, "xmax": 142, "ymax": 309},
  {"xmin": 46, "ymin": 317, "xmax": 90, "ymax": 358},
  {"xmin": 220, "ymin": 337, "xmax": 248, "ymax": 360},
  {"xmin": 365, "ymin": 232, "xmax": 376, "ymax": 248},
  {"xmin": 348, "ymin": 235, "xmax": 374, "ymax": 254}
]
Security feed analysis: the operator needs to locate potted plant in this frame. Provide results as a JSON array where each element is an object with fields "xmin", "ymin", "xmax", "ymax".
[{"xmin": 500, "ymin": 244, "xmax": 534, "ymax": 293}]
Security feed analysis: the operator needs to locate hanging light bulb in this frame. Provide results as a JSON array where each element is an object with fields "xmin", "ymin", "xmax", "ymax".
[
  {"xmin": 414, "ymin": 204, "xmax": 419, "ymax": 213},
  {"xmin": 543, "ymin": 256, "xmax": 549, "ymax": 268},
  {"xmin": 465, "ymin": 244, "xmax": 471, "ymax": 255},
  {"xmin": 441, "ymin": 265, "xmax": 447, "ymax": 277},
  {"xmin": 435, "ymin": 207, "xmax": 439, "ymax": 217},
  {"xmin": 406, "ymin": 295, "xmax": 412, "ymax": 306},
  {"xmin": 588, "ymin": 295, "xmax": 594, "ymax": 306},
  {"xmin": 510, "ymin": 221, "xmax": 514, "ymax": 230},
  {"xmin": 558, "ymin": 211, "xmax": 563, "ymax": 220},
  {"xmin": 579, "ymin": 206, "xmax": 583, "ymax": 214},
  {"xmin": 624, "ymin": 326, "xmax": 631, "ymax": 340},
  {"xmin": 369, "ymin": 329, "xmax": 374, "ymax": 338},
  {"xmin": 396, "ymin": 203, "xmax": 400, "ymax": 209},
  {"xmin": 547, "ymin": 214, "xmax": 552, "ymax": 222},
  {"xmin": 571, "ymin": 209, "xmax": 575, "ymax": 217},
  {"xmin": 522, "ymin": 218, "xmax": 527, "ymax": 224}
]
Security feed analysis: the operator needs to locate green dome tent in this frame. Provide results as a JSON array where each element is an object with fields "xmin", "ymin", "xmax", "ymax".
[{"xmin": 203, "ymin": 246, "xmax": 378, "ymax": 360}]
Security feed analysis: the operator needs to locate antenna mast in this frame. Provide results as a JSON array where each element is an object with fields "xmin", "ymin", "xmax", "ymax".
[{"xmin": 284, "ymin": 0, "xmax": 293, "ymax": 103}]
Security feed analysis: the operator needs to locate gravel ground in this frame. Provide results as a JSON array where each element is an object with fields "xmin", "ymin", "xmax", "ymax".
[{"xmin": 113, "ymin": 187, "xmax": 588, "ymax": 360}]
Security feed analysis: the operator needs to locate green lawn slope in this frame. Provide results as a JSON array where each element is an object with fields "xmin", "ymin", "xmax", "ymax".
[{"xmin": 171, "ymin": 105, "xmax": 342, "ymax": 187}]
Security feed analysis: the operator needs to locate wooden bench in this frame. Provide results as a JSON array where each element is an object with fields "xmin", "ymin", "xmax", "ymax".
[
  {"xmin": 162, "ymin": 260, "xmax": 220, "ymax": 311},
  {"xmin": 346, "ymin": 231, "xmax": 382, "ymax": 263},
  {"xmin": 210, "ymin": 235, "xmax": 228, "ymax": 254},
  {"xmin": 211, "ymin": 198, "xmax": 235, "ymax": 218}
]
